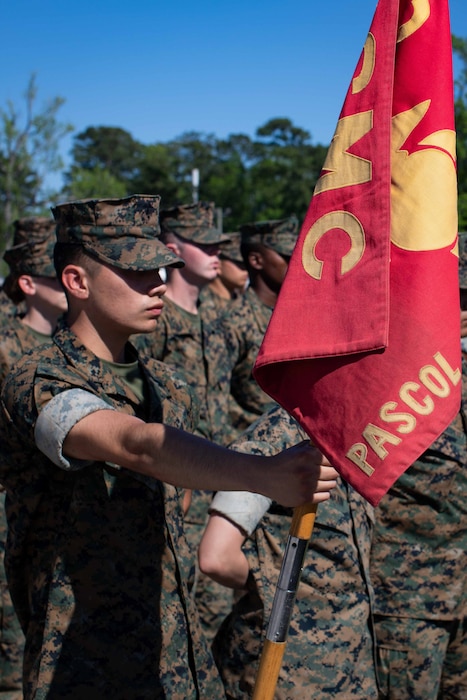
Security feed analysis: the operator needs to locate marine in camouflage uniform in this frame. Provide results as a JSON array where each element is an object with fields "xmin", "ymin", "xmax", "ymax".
[
  {"xmin": 370, "ymin": 240, "xmax": 467, "ymax": 700},
  {"xmin": 0, "ymin": 196, "xmax": 225, "ymax": 699},
  {"xmin": 0, "ymin": 217, "xmax": 66, "ymax": 699},
  {"xmin": 370, "ymin": 363, "xmax": 467, "ymax": 700},
  {"xmin": 220, "ymin": 216, "xmax": 299, "ymax": 441},
  {"xmin": 0, "ymin": 217, "xmax": 65, "ymax": 385},
  {"xmin": 0, "ymin": 196, "xmax": 334, "ymax": 698},
  {"xmin": 134, "ymin": 203, "xmax": 236, "ymax": 639},
  {"xmin": 199, "ymin": 231, "xmax": 248, "ymax": 316},
  {"xmin": 206, "ymin": 404, "xmax": 378, "ymax": 699},
  {"xmin": 135, "ymin": 202, "xmax": 231, "ymax": 444},
  {"xmin": 0, "ymin": 218, "xmax": 34, "ymax": 328}
]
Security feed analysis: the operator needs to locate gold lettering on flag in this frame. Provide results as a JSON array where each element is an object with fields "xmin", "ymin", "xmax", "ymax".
[
  {"xmin": 397, "ymin": 0, "xmax": 430, "ymax": 43},
  {"xmin": 362, "ymin": 424, "xmax": 402, "ymax": 458},
  {"xmin": 391, "ymin": 100, "xmax": 457, "ymax": 249},
  {"xmin": 352, "ymin": 33, "xmax": 376, "ymax": 94},
  {"xmin": 314, "ymin": 111, "xmax": 373, "ymax": 194},
  {"xmin": 302, "ymin": 211, "xmax": 365, "ymax": 280},
  {"xmin": 346, "ymin": 352, "xmax": 460, "ymax": 476}
]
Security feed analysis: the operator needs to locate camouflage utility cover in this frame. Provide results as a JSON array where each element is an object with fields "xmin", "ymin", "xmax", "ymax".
[
  {"xmin": 52, "ymin": 194, "xmax": 184, "ymax": 271},
  {"xmin": 219, "ymin": 232, "xmax": 244, "ymax": 264},
  {"xmin": 3, "ymin": 217, "xmax": 57, "ymax": 279},
  {"xmin": 240, "ymin": 214, "xmax": 299, "ymax": 257},
  {"xmin": 10, "ymin": 216, "xmax": 56, "ymax": 248},
  {"xmin": 160, "ymin": 201, "xmax": 230, "ymax": 245}
]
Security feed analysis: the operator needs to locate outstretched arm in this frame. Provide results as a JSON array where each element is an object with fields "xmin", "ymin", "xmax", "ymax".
[{"xmin": 62, "ymin": 408, "xmax": 338, "ymax": 507}]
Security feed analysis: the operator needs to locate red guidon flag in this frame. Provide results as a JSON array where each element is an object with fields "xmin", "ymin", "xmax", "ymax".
[{"xmin": 254, "ymin": 0, "xmax": 461, "ymax": 506}]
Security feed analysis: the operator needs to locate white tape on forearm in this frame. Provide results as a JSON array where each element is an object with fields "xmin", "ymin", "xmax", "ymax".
[{"xmin": 210, "ymin": 490, "xmax": 271, "ymax": 536}]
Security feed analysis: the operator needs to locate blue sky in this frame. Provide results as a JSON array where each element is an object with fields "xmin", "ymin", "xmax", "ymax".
[{"xmin": 1, "ymin": 0, "xmax": 466, "ymax": 179}]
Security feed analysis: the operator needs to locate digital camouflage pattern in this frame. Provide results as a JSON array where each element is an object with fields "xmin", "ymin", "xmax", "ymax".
[
  {"xmin": 240, "ymin": 214, "xmax": 299, "ymax": 257},
  {"xmin": 3, "ymin": 218, "xmax": 56, "ymax": 280},
  {"xmin": 198, "ymin": 284, "xmax": 231, "ymax": 317},
  {"xmin": 0, "ymin": 490, "xmax": 24, "ymax": 699},
  {"xmin": 219, "ymin": 231, "xmax": 243, "ymax": 264},
  {"xmin": 134, "ymin": 294, "xmax": 235, "ymax": 639},
  {"xmin": 0, "ymin": 315, "xmax": 52, "ymax": 385},
  {"xmin": 212, "ymin": 404, "xmax": 378, "ymax": 699},
  {"xmin": 134, "ymin": 295, "xmax": 232, "ymax": 445},
  {"xmin": 2, "ymin": 217, "xmax": 57, "ymax": 305},
  {"xmin": 52, "ymin": 194, "xmax": 184, "ymax": 271},
  {"xmin": 0, "ymin": 289, "xmax": 18, "ymax": 327},
  {"xmin": 0, "ymin": 319, "xmax": 225, "ymax": 700},
  {"xmin": 0, "ymin": 314, "xmax": 55, "ymax": 698},
  {"xmin": 160, "ymin": 201, "xmax": 230, "ymax": 245},
  {"xmin": 220, "ymin": 286, "xmax": 278, "ymax": 439},
  {"xmin": 370, "ymin": 359, "xmax": 467, "ymax": 700},
  {"xmin": 10, "ymin": 216, "xmax": 54, "ymax": 247}
]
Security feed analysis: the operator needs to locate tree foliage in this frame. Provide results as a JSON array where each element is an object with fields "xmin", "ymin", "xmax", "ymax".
[
  {"xmin": 0, "ymin": 74, "xmax": 73, "ymax": 252},
  {"xmin": 4, "ymin": 40, "xmax": 465, "ymax": 244},
  {"xmin": 453, "ymin": 35, "xmax": 467, "ymax": 230},
  {"xmin": 64, "ymin": 120, "xmax": 327, "ymax": 230}
]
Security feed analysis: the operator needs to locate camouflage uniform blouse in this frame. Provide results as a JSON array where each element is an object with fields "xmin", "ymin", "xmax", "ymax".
[
  {"xmin": 198, "ymin": 285, "xmax": 230, "ymax": 317},
  {"xmin": 0, "ymin": 314, "xmax": 51, "ymax": 696},
  {"xmin": 0, "ymin": 321, "xmax": 225, "ymax": 700},
  {"xmin": 0, "ymin": 289, "xmax": 18, "ymax": 328},
  {"xmin": 370, "ymin": 358, "xmax": 467, "ymax": 621},
  {"xmin": 134, "ymin": 296, "xmax": 231, "ymax": 444},
  {"xmin": 220, "ymin": 287, "xmax": 277, "ymax": 439},
  {"xmin": 212, "ymin": 405, "xmax": 378, "ymax": 699},
  {"xmin": 0, "ymin": 315, "xmax": 51, "ymax": 385}
]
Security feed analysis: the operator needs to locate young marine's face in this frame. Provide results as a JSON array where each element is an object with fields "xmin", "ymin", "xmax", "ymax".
[
  {"xmin": 176, "ymin": 239, "xmax": 221, "ymax": 284},
  {"xmin": 260, "ymin": 247, "xmax": 290, "ymax": 292},
  {"xmin": 87, "ymin": 264, "xmax": 168, "ymax": 336},
  {"xmin": 219, "ymin": 258, "xmax": 248, "ymax": 294}
]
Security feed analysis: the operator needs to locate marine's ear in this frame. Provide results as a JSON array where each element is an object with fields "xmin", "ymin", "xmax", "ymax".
[{"xmin": 61, "ymin": 264, "xmax": 91, "ymax": 300}]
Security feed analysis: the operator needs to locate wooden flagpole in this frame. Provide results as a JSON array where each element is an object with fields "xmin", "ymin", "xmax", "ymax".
[{"xmin": 252, "ymin": 501, "xmax": 318, "ymax": 700}]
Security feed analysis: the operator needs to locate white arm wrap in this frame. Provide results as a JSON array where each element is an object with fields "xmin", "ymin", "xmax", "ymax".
[
  {"xmin": 209, "ymin": 490, "xmax": 271, "ymax": 536},
  {"xmin": 35, "ymin": 388, "xmax": 115, "ymax": 470}
]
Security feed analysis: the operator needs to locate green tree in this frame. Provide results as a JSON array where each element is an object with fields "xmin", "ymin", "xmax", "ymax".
[
  {"xmin": 64, "ymin": 121, "xmax": 328, "ymax": 231},
  {"xmin": 134, "ymin": 131, "xmax": 254, "ymax": 227},
  {"xmin": 453, "ymin": 35, "xmax": 467, "ymax": 230},
  {"xmin": 63, "ymin": 166, "xmax": 128, "ymax": 200},
  {"xmin": 68, "ymin": 126, "xmax": 143, "ymax": 181},
  {"xmin": 131, "ymin": 142, "xmax": 189, "ymax": 206},
  {"xmin": 0, "ymin": 74, "xmax": 73, "ymax": 251},
  {"xmin": 248, "ymin": 118, "xmax": 327, "ymax": 222}
]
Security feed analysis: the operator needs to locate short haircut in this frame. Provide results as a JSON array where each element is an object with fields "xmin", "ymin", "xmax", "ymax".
[{"xmin": 54, "ymin": 243, "xmax": 101, "ymax": 289}]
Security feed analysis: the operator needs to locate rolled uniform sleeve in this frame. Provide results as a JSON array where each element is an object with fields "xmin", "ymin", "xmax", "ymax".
[
  {"xmin": 209, "ymin": 490, "xmax": 271, "ymax": 536},
  {"xmin": 35, "ymin": 388, "xmax": 115, "ymax": 470}
]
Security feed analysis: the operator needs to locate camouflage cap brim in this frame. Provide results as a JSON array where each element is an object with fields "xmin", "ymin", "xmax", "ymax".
[
  {"xmin": 240, "ymin": 215, "xmax": 299, "ymax": 258},
  {"xmin": 160, "ymin": 201, "xmax": 229, "ymax": 246},
  {"xmin": 219, "ymin": 232, "xmax": 243, "ymax": 264},
  {"xmin": 82, "ymin": 235, "xmax": 184, "ymax": 271},
  {"xmin": 3, "ymin": 238, "xmax": 57, "ymax": 278},
  {"xmin": 176, "ymin": 228, "xmax": 231, "ymax": 246},
  {"xmin": 262, "ymin": 232, "xmax": 298, "ymax": 258},
  {"xmin": 52, "ymin": 195, "xmax": 181, "ymax": 270}
]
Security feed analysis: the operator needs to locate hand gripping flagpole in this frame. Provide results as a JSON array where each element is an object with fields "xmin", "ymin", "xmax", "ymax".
[{"xmin": 252, "ymin": 501, "xmax": 318, "ymax": 700}]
